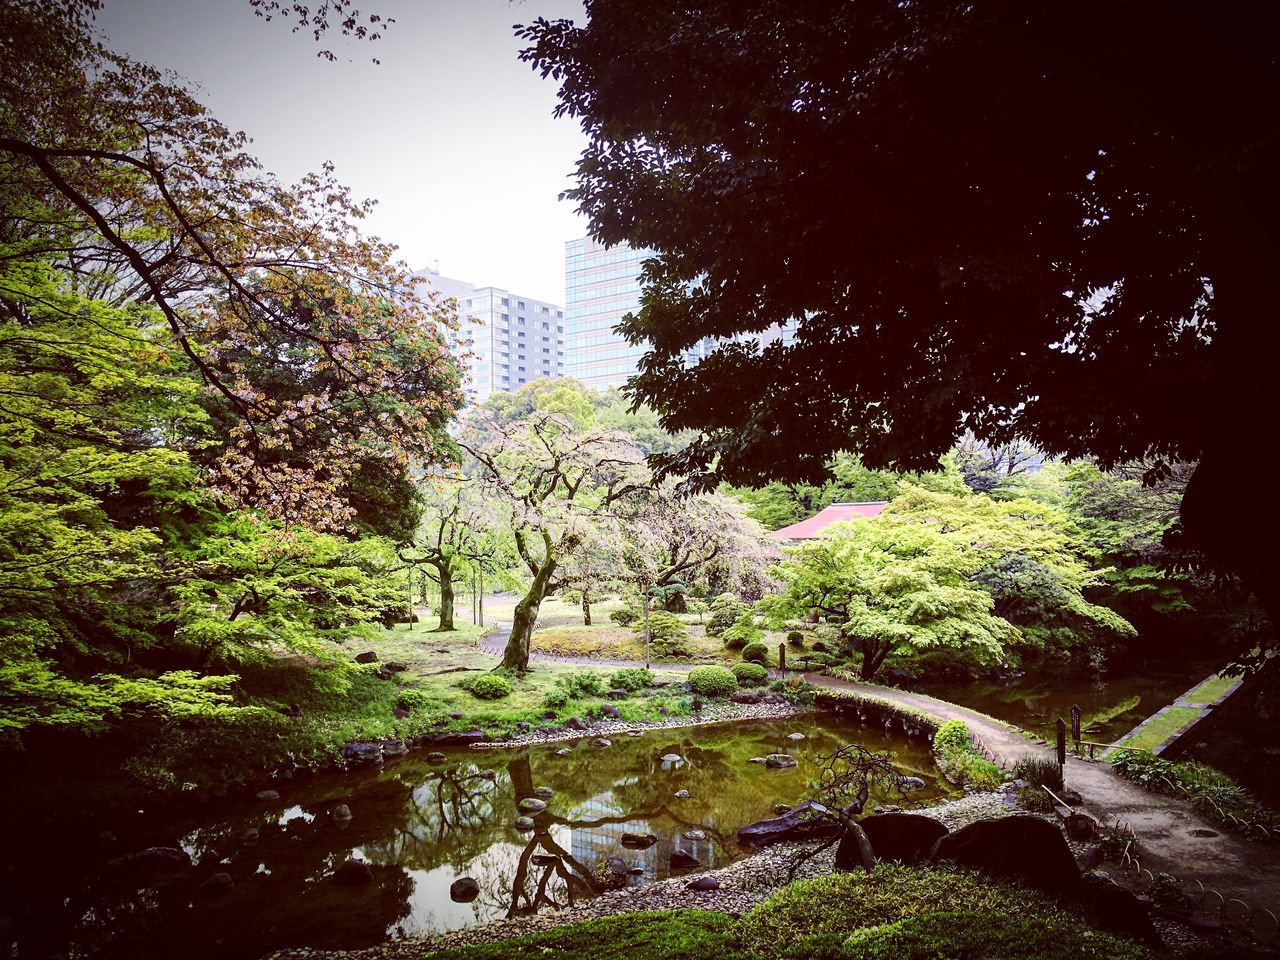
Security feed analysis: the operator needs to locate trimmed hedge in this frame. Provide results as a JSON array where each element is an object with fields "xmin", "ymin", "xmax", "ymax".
[
  {"xmin": 732, "ymin": 662, "xmax": 768, "ymax": 687},
  {"xmin": 468, "ymin": 674, "xmax": 513, "ymax": 701},
  {"xmin": 741, "ymin": 642, "xmax": 769, "ymax": 665},
  {"xmin": 689, "ymin": 665, "xmax": 738, "ymax": 697}
]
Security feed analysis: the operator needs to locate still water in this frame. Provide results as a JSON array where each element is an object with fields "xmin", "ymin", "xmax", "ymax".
[
  {"xmin": 8, "ymin": 715, "xmax": 949, "ymax": 960},
  {"xmin": 914, "ymin": 657, "xmax": 1220, "ymax": 745}
]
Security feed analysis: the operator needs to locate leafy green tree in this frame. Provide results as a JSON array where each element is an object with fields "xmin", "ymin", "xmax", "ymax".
[
  {"xmin": 400, "ymin": 479, "xmax": 495, "ymax": 631},
  {"xmin": 518, "ymin": 1, "xmax": 1279, "ymax": 634}
]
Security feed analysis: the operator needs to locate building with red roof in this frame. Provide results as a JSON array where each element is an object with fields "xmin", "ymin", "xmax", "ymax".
[{"xmin": 769, "ymin": 502, "xmax": 888, "ymax": 542}]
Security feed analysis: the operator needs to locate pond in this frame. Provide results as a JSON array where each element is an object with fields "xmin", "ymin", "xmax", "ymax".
[
  {"xmin": 5, "ymin": 714, "xmax": 951, "ymax": 960},
  {"xmin": 913, "ymin": 656, "xmax": 1221, "ymax": 745}
]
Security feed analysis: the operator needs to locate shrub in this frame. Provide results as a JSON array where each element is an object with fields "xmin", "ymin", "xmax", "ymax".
[
  {"xmin": 741, "ymin": 642, "xmax": 769, "ymax": 665},
  {"xmin": 688, "ymin": 666, "xmax": 737, "ymax": 698},
  {"xmin": 1013, "ymin": 755, "xmax": 1064, "ymax": 793},
  {"xmin": 468, "ymin": 674, "xmax": 513, "ymax": 701},
  {"xmin": 786, "ymin": 630, "xmax": 806, "ymax": 649},
  {"xmin": 611, "ymin": 667, "xmax": 655, "ymax": 692},
  {"xmin": 932, "ymin": 719, "xmax": 971, "ymax": 754},
  {"xmin": 559, "ymin": 671, "xmax": 608, "ymax": 698},
  {"xmin": 770, "ymin": 675, "xmax": 816, "ymax": 705},
  {"xmin": 721, "ymin": 609, "xmax": 763, "ymax": 649},
  {"xmin": 559, "ymin": 589, "xmax": 583, "ymax": 604},
  {"xmin": 932, "ymin": 719, "xmax": 1003, "ymax": 790},
  {"xmin": 642, "ymin": 610, "xmax": 693, "ymax": 657},
  {"xmin": 1111, "ymin": 752, "xmax": 1277, "ymax": 833},
  {"xmin": 732, "ymin": 662, "xmax": 768, "ymax": 687},
  {"xmin": 543, "ymin": 687, "xmax": 569, "ymax": 709},
  {"xmin": 706, "ymin": 594, "xmax": 747, "ymax": 635},
  {"xmin": 395, "ymin": 689, "xmax": 433, "ymax": 712},
  {"xmin": 609, "ymin": 605, "xmax": 641, "ymax": 627}
]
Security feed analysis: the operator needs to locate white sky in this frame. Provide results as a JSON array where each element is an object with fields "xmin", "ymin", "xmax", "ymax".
[{"xmin": 95, "ymin": 0, "xmax": 590, "ymax": 305}]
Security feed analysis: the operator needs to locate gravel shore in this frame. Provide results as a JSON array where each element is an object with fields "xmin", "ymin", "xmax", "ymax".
[{"xmin": 266, "ymin": 792, "xmax": 1018, "ymax": 960}]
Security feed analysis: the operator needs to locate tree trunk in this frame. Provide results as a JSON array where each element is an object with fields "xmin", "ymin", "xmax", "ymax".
[
  {"xmin": 436, "ymin": 561, "xmax": 455, "ymax": 631},
  {"xmin": 859, "ymin": 639, "xmax": 891, "ymax": 680},
  {"xmin": 582, "ymin": 587, "xmax": 592, "ymax": 626},
  {"xmin": 504, "ymin": 560, "xmax": 556, "ymax": 673}
]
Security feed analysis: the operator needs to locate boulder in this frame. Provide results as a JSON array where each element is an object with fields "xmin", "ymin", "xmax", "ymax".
[
  {"xmin": 1075, "ymin": 842, "xmax": 1105, "ymax": 873},
  {"xmin": 626, "ymin": 729, "xmax": 644, "ymax": 737},
  {"xmin": 608, "ymin": 688, "xmax": 630, "ymax": 699},
  {"xmin": 332, "ymin": 803, "xmax": 353, "ymax": 821},
  {"xmin": 516, "ymin": 721, "xmax": 531, "ymax": 732},
  {"xmin": 103, "ymin": 847, "xmax": 191, "ymax": 887},
  {"xmin": 564, "ymin": 716, "xmax": 591, "ymax": 731},
  {"xmin": 534, "ymin": 786, "xmax": 555, "ymax": 799},
  {"xmin": 930, "ymin": 815, "xmax": 1080, "ymax": 896},
  {"xmin": 765, "ymin": 754, "xmax": 797, "ymax": 769},
  {"xmin": 683, "ymin": 829, "xmax": 707, "ymax": 841},
  {"xmin": 199, "ymin": 872, "xmax": 235, "ymax": 896},
  {"xmin": 556, "ymin": 748, "xmax": 573, "ymax": 756},
  {"xmin": 592, "ymin": 737, "xmax": 613, "ymax": 748},
  {"xmin": 748, "ymin": 757, "xmax": 767, "ymax": 764},
  {"xmin": 514, "ymin": 817, "xmax": 536, "ymax": 831},
  {"xmin": 674, "ymin": 789, "xmax": 691, "ymax": 799},
  {"xmin": 333, "ymin": 859, "xmax": 373, "ymax": 885},
  {"xmin": 1059, "ymin": 788, "xmax": 1084, "ymax": 806},
  {"xmin": 737, "ymin": 800, "xmax": 839, "ymax": 848},
  {"xmin": 517, "ymin": 797, "xmax": 548, "ymax": 815},
  {"xmin": 354, "ymin": 651, "xmax": 379, "ymax": 664},
  {"xmin": 425, "ymin": 728, "xmax": 486, "ymax": 747},
  {"xmin": 450, "ymin": 877, "xmax": 480, "ymax": 903},
  {"xmin": 392, "ymin": 708, "xmax": 409, "ymax": 720},
  {"xmin": 449, "ymin": 711, "xmax": 464, "ymax": 720},
  {"xmin": 894, "ymin": 775, "xmax": 926, "ymax": 792},
  {"xmin": 687, "ymin": 876, "xmax": 721, "ymax": 891},
  {"xmin": 838, "ymin": 813, "xmax": 947, "ymax": 868},
  {"xmin": 1079, "ymin": 871, "xmax": 1159, "ymax": 945},
  {"xmin": 255, "ymin": 789, "xmax": 280, "ymax": 801},
  {"xmin": 601, "ymin": 705, "xmax": 622, "ymax": 718},
  {"xmin": 340, "ymin": 742, "xmax": 384, "ymax": 764},
  {"xmin": 385, "ymin": 661, "xmax": 408, "ymax": 672},
  {"xmin": 731, "ymin": 690, "xmax": 763, "ymax": 704},
  {"xmin": 426, "ymin": 751, "xmax": 447, "ymax": 764},
  {"xmin": 602, "ymin": 856, "xmax": 630, "ymax": 877},
  {"xmin": 620, "ymin": 832, "xmax": 658, "ymax": 849},
  {"xmin": 382, "ymin": 740, "xmax": 409, "ymax": 757},
  {"xmin": 670, "ymin": 848, "xmax": 701, "ymax": 868}
]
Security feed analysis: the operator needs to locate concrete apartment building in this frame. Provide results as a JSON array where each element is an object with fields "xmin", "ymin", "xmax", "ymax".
[{"xmin": 415, "ymin": 265, "xmax": 565, "ymax": 404}]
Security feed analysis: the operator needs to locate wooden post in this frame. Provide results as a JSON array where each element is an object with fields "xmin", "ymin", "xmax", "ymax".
[
  {"xmin": 1056, "ymin": 717, "xmax": 1067, "ymax": 780},
  {"xmin": 778, "ymin": 643, "xmax": 786, "ymax": 672},
  {"xmin": 1070, "ymin": 704, "xmax": 1081, "ymax": 754}
]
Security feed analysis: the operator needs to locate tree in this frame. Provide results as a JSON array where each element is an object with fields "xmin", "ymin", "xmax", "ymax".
[
  {"xmin": 400, "ymin": 479, "xmax": 493, "ymax": 632},
  {"xmin": 459, "ymin": 410, "xmax": 648, "ymax": 672},
  {"xmin": 764, "ymin": 518, "xmax": 1017, "ymax": 680},
  {"xmin": 518, "ymin": 1, "xmax": 1280, "ymax": 634}
]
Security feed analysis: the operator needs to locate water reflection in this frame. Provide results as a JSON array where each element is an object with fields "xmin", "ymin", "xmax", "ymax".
[{"xmin": 8, "ymin": 715, "xmax": 951, "ymax": 960}]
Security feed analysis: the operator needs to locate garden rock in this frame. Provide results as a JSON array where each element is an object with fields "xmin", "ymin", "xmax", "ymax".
[
  {"xmin": 341, "ymin": 742, "xmax": 383, "ymax": 764},
  {"xmin": 354, "ymin": 651, "xmax": 378, "ymax": 664},
  {"xmin": 332, "ymin": 803, "xmax": 352, "ymax": 821},
  {"xmin": 592, "ymin": 737, "xmax": 613, "ymax": 748},
  {"xmin": 534, "ymin": 786, "xmax": 555, "ymax": 798},
  {"xmin": 765, "ymin": 753, "xmax": 797, "ymax": 768},
  {"xmin": 382, "ymin": 740, "xmax": 409, "ymax": 757},
  {"xmin": 199, "ymin": 872, "xmax": 235, "ymax": 896},
  {"xmin": 1075, "ymin": 842, "xmax": 1104, "ymax": 873},
  {"xmin": 385, "ymin": 661, "xmax": 408, "ymax": 672},
  {"xmin": 930, "ymin": 814, "xmax": 1080, "ymax": 896},
  {"xmin": 517, "ymin": 797, "xmax": 548, "ymax": 815},
  {"xmin": 103, "ymin": 846, "xmax": 191, "ymax": 887},
  {"xmin": 392, "ymin": 707, "xmax": 409, "ymax": 720},
  {"xmin": 256, "ymin": 789, "xmax": 280, "ymax": 801},
  {"xmin": 600, "ymin": 705, "xmax": 621, "ymax": 719},
  {"xmin": 333, "ymin": 859, "xmax": 373, "ymax": 885},
  {"xmin": 731, "ymin": 690, "xmax": 762, "ymax": 704},
  {"xmin": 748, "ymin": 757, "xmax": 767, "ymax": 764},
  {"xmin": 556, "ymin": 747, "xmax": 573, "ymax": 756},
  {"xmin": 1078, "ymin": 871, "xmax": 1158, "ymax": 945},
  {"xmin": 426, "ymin": 752, "xmax": 447, "ymax": 764},
  {"xmin": 425, "ymin": 728, "xmax": 486, "ymax": 747},
  {"xmin": 603, "ymin": 856, "xmax": 629, "ymax": 877},
  {"xmin": 608, "ymin": 688, "xmax": 630, "ymax": 699},
  {"xmin": 670, "ymin": 848, "xmax": 700, "ymax": 868},
  {"xmin": 683, "ymin": 829, "xmax": 707, "ymax": 841},
  {"xmin": 514, "ymin": 817, "xmax": 536, "ymax": 831},
  {"xmin": 516, "ymin": 721, "xmax": 531, "ymax": 731},
  {"xmin": 687, "ymin": 876, "xmax": 721, "ymax": 891},
  {"xmin": 738, "ymin": 800, "xmax": 839, "ymax": 847},
  {"xmin": 786, "ymin": 732, "xmax": 805, "ymax": 741},
  {"xmin": 839, "ymin": 813, "xmax": 948, "ymax": 867},
  {"xmin": 620, "ymin": 832, "xmax": 658, "ymax": 849},
  {"xmin": 449, "ymin": 877, "xmax": 480, "ymax": 903},
  {"xmin": 673, "ymin": 789, "xmax": 691, "ymax": 799},
  {"xmin": 565, "ymin": 717, "xmax": 590, "ymax": 731}
]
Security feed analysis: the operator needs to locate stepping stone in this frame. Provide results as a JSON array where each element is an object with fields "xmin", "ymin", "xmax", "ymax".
[{"xmin": 687, "ymin": 876, "xmax": 720, "ymax": 891}]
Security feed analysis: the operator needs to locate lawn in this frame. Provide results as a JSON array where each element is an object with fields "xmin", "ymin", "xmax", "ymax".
[
  {"xmin": 1184, "ymin": 673, "xmax": 1237, "ymax": 705},
  {"xmin": 1117, "ymin": 705, "xmax": 1202, "ymax": 752}
]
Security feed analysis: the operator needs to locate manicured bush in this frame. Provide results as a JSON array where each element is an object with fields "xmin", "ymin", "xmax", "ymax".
[
  {"xmin": 611, "ymin": 667, "xmax": 655, "ymax": 692},
  {"xmin": 706, "ymin": 594, "xmax": 747, "ymax": 635},
  {"xmin": 932, "ymin": 719, "xmax": 971, "ymax": 754},
  {"xmin": 468, "ymin": 674, "xmax": 513, "ymax": 701},
  {"xmin": 609, "ymin": 605, "xmax": 641, "ymax": 627},
  {"xmin": 559, "ymin": 671, "xmax": 608, "ymax": 698},
  {"xmin": 543, "ymin": 687, "xmax": 569, "ymax": 709},
  {"xmin": 786, "ymin": 630, "xmax": 806, "ymax": 649},
  {"xmin": 741, "ymin": 642, "xmax": 769, "ymax": 665},
  {"xmin": 721, "ymin": 609, "xmax": 763, "ymax": 649},
  {"xmin": 732, "ymin": 662, "xmax": 768, "ymax": 687},
  {"xmin": 642, "ymin": 610, "xmax": 693, "ymax": 657},
  {"xmin": 395, "ymin": 689, "xmax": 433, "ymax": 712},
  {"xmin": 932, "ymin": 719, "xmax": 1003, "ymax": 789},
  {"xmin": 688, "ymin": 665, "xmax": 737, "ymax": 698}
]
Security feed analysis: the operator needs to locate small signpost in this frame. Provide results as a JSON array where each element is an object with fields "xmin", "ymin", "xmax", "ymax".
[
  {"xmin": 1055, "ymin": 717, "xmax": 1067, "ymax": 775},
  {"xmin": 1070, "ymin": 704, "xmax": 1082, "ymax": 754},
  {"xmin": 778, "ymin": 643, "xmax": 786, "ymax": 672}
]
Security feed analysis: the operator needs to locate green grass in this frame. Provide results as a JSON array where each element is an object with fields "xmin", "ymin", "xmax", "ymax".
[
  {"xmin": 1117, "ymin": 705, "xmax": 1200, "ymax": 751},
  {"xmin": 1111, "ymin": 751, "xmax": 1279, "ymax": 837},
  {"xmin": 417, "ymin": 866, "xmax": 1154, "ymax": 960},
  {"xmin": 1184, "ymin": 673, "xmax": 1236, "ymax": 705}
]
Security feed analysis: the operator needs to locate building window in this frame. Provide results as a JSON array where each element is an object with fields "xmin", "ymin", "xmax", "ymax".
[
  {"xmin": 517, "ymin": 300, "xmax": 525, "ymax": 309},
  {"xmin": 500, "ymin": 297, "xmax": 509, "ymax": 306}
]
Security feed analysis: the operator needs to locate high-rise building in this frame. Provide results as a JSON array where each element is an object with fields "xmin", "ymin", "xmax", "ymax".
[
  {"xmin": 563, "ymin": 236, "xmax": 651, "ymax": 390},
  {"xmin": 415, "ymin": 266, "xmax": 565, "ymax": 404}
]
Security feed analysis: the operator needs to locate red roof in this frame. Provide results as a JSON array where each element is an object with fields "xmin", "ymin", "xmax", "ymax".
[{"xmin": 769, "ymin": 502, "xmax": 888, "ymax": 540}]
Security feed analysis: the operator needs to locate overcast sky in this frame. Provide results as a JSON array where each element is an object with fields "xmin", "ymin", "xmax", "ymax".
[{"xmin": 95, "ymin": 0, "xmax": 589, "ymax": 305}]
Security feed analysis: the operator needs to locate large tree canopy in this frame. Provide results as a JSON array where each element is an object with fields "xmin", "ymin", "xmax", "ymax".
[{"xmin": 518, "ymin": 0, "xmax": 1280, "ymax": 626}]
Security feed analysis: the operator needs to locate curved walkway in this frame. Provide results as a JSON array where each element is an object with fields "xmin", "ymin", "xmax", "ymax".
[{"xmin": 477, "ymin": 623, "xmax": 1280, "ymax": 915}]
